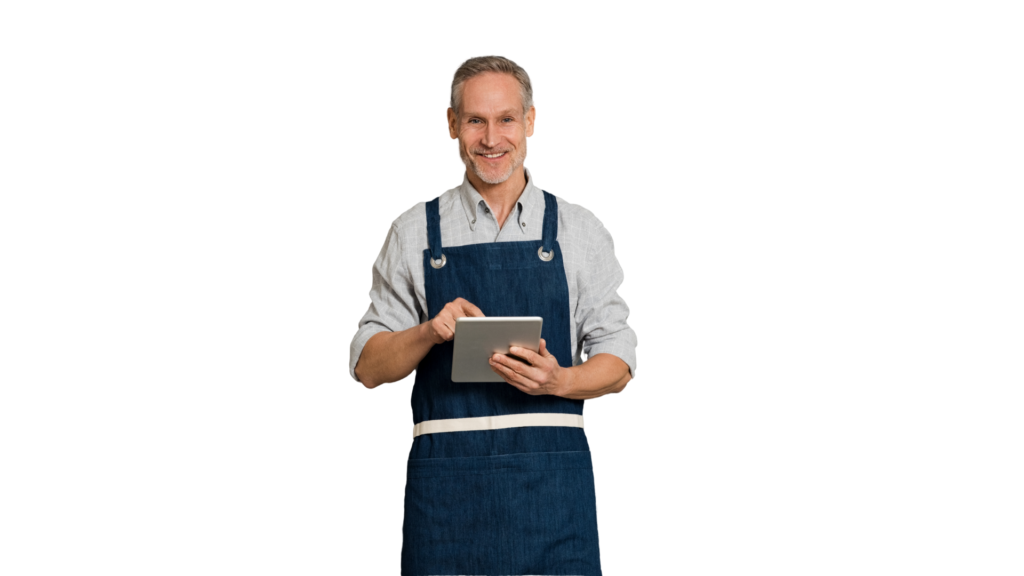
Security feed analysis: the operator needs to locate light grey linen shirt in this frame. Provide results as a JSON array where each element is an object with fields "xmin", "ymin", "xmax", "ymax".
[{"xmin": 349, "ymin": 168, "xmax": 637, "ymax": 383}]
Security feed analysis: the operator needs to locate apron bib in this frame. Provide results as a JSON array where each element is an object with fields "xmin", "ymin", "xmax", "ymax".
[{"xmin": 401, "ymin": 191, "xmax": 603, "ymax": 576}]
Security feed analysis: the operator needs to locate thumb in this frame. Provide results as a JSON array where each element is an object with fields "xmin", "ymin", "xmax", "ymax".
[{"xmin": 539, "ymin": 338, "xmax": 551, "ymax": 357}]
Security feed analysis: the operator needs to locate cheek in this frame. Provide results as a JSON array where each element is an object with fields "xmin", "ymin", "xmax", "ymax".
[{"xmin": 505, "ymin": 128, "xmax": 525, "ymax": 144}]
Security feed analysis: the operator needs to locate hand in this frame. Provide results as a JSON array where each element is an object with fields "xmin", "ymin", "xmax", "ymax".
[
  {"xmin": 489, "ymin": 338, "xmax": 571, "ymax": 396},
  {"xmin": 425, "ymin": 297, "xmax": 485, "ymax": 344}
]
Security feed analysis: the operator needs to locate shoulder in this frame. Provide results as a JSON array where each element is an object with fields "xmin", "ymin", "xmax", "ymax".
[
  {"xmin": 550, "ymin": 193, "xmax": 610, "ymax": 243},
  {"xmin": 554, "ymin": 195, "xmax": 603, "ymax": 225},
  {"xmin": 391, "ymin": 201, "xmax": 424, "ymax": 233},
  {"xmin": 387, "ymin": 185, "xmax": 462, "ymax": 250}
]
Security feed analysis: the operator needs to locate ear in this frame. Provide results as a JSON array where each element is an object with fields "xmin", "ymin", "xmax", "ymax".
[
  {"xmin": 525, "ymin": 106, "xmax": 536, "ymax": 137},
  {"xmin": 447, "ymin": 108, "xmax": 458, "ymax": 139}
]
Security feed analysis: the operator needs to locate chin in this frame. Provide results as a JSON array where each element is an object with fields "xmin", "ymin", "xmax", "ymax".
[
  {"xmin": 475, "ymin": 167, "xmax": 514, "ymax": 185},
  {"xmin": 469, "ymin": 160, "xmax": 514, "ymax": 185}
]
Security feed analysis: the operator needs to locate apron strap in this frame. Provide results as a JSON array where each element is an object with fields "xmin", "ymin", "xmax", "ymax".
[
  {"xmin": 425, "ymin": 197, "xmax": 443, "ymax": 261},
  {"xmin": 541, "ymin": 190, "xmax": 558, "ymax": 254}
]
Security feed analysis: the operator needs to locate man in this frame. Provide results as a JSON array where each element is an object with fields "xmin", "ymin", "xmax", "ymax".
[{"xmin": 350, "ymin": 56, "xmax": 637, "ymax": 576}]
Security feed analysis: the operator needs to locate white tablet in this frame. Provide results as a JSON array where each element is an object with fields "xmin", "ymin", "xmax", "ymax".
[{"xmin": 451, "ymin": 316, "xmax": 543, "ymax": 382}]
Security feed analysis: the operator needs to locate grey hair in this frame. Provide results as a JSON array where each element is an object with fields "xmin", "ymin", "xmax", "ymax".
[{"xmin": 450, "ymin": 56, "xmax": 534, "ymax": 117}]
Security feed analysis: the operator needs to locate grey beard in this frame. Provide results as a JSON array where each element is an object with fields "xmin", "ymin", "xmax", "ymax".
[{"xmin": 460, "ymin": 144, "xmax": 527, "ymax": 185}]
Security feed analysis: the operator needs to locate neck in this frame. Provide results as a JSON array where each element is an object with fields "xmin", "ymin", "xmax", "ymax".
[{"xmin": 466, "ymin": 166, "xmax": 528, "ymax": 228}]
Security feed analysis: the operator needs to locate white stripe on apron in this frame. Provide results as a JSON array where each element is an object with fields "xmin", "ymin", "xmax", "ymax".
[{"xmin": 413, "ymin": 413, "xmax": 584, "ymax": 437}]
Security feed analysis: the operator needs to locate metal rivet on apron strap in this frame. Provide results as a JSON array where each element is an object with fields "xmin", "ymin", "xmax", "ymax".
[
  {"xmin": 430, "ymin": 253, "xmax": 446, "ymax": 269},
  {"xmin": 537, "ymin": 246, "xmax": 554, "ymax": 261}
]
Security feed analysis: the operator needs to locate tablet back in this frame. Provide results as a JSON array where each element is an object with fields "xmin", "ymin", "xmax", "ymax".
[{"xmin": 451, "ymin": 317, "xmax": 543, "ymax": 382}]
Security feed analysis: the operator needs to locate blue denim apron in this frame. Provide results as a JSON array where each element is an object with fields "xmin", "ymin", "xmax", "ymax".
[{"xmin": 401, "ymin": 191, "xmax": 602, "ymax": 576}]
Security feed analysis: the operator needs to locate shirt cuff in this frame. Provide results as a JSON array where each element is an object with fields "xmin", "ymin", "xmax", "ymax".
[{"xmin": 349, "ymin": 324, "xmax": 393, "ymax": 383}]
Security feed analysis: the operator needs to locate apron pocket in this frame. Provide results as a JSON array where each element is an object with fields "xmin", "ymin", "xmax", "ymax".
[{"xmin": 401, "ymin": 451, "xmax": 602, "ymax": 576}]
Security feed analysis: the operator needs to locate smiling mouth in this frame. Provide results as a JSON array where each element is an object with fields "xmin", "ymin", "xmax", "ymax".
[{"xmin": 477, "ymin": 152, "xmax": 507, "ymax": 159}]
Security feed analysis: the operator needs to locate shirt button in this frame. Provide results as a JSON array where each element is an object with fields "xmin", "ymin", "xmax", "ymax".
[
  {"xmin": 472, "ymin": 219, "xmax": 476, "ymax": 224},
  {"xmin": 522, "ymin": 222, "xmax": 527, "ymax": 227},
  {"xmin": 484, "ymin": 208, "xmax": 490, "ymax": 214}
]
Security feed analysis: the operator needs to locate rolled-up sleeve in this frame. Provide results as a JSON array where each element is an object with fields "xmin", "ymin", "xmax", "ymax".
[
  {"xmin": 576, "ymin": 219, "xmax": 638, "ymax": 378},
  {"xmin": 349, "ymin": 223, "xmax": 422, "ymax": 383}
]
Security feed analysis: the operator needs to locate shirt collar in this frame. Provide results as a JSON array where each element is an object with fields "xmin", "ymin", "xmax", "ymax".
[{"xmin": 459, "ymin": 167, "xmax": 541, "ymax": 234}]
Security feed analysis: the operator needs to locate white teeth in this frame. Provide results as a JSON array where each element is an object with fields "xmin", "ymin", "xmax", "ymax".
[{"xmin": 482, "ymin": 153, "xmax": 504, "ymax": 158}]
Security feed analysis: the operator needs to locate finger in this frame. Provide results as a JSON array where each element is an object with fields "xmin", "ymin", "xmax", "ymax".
[
  {"xmin": 536, "ymin": 334, "xmax": 552, "ymax": 356},
  {"xmin": 491, "ymin": 354, "xmax": 519, "ymax": 378},
  {"xmin": 493, "ymin": 352, "xmax": 523, "ymax": 374},
  {"xmin": 433, "ymin": 322, "xmax": 452, "ymax": 342},
  {"xmin": 491, "ymin": 361, "xmax": 536, "ymax": 393},
  {"xmin": 490, "ymin": 359, "xmax": 520, "ymax": 384},
  {"xmin": 508, "ymin": 345, "xmax": 543, "ymax": 366},
  {"xmin": 493, "ymin": 353, "xmax": 542, "ymax": 386},
  {"xmin": 440, "ymin": 316, "xmax": 456, "ymax": 340},
  {"xmin": 505, "ymin": 378, "xmax": 536, "ymax": 395},
  {"xmin": 460, "ymin": 300, "xmax": 485, "ymax": 318}
]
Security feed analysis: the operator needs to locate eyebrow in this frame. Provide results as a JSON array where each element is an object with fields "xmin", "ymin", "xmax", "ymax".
[{"xmin": 463, "ymin": 109, "xmax": 521, "ymax": 119}]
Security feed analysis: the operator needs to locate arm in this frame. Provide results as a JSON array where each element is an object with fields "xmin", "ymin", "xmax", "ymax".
[
  {"xmin": 490, "ymin": 340, "xmax": 630, "ymax": 400},
  {"xmin": 355, "ymin": 323, "xmax": 435, "ymax": 389},
  {"xmin": 350, "ymin": 222, "xmax": 423, "ymax": 387},
  {"xmin": 573, "ymin": 213, "xmax": 637, "ymax": 384},
  {"xmin": 489, "ymin": 210, "xmax": 637, "ymax": 398},
  {"xmin": 561, "ymin": 353, "xmax": 632, "ymax": 399},
  {"xmin": 356, "ymin": 297, "xmax": 486, "ymax": 389}
]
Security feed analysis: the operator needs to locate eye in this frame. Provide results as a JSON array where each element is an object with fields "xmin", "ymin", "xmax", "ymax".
[
  {"xmin": 468, "ymin": 118, "xmax": 482, "ymax": 124},
  {"xmin": 502, "ymin": 117, "xmax": 514, "ymax": 123}
]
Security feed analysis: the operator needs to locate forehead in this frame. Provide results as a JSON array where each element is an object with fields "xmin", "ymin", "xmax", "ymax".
[{"xmin": 460, "ymin": 72, "xmax": 522, "ymax": 115}]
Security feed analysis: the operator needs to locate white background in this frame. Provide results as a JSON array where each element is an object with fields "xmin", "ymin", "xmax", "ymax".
[{"xmin": 2, "ymin": 1, "xmax": 1022, "ymax": 574}]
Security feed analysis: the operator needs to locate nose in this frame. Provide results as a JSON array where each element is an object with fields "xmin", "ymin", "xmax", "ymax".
[{"xmin": 482, "ymin": 121, "xmax": 500, "ymax": 149}]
